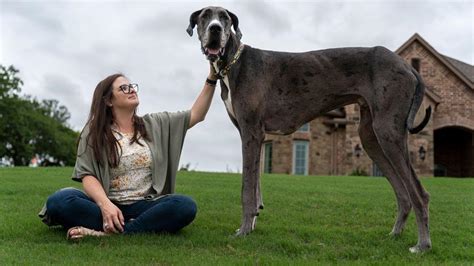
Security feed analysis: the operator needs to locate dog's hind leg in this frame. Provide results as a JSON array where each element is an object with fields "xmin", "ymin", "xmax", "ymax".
[
  {"xmin": 236, "ymin": 125, "xmax": 265, "ymax": 236},
  {"xmin": 358, "ymin": 105, "xmax": 412, "ymax": 236},
  {"xmin": 370, "ymin": 114, "xmax": 431, "ymax": 253}
]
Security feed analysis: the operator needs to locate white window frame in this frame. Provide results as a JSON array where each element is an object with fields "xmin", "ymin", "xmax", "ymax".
[
  {"xmin": 292, "ymin": 140, "xmax": 309, "ymax": 175},
  {"xmin": 297, "ymin": 123, "xmax": 310, "ymax": 132},
  {"xmin": 263, "ymin": 142, "xmax": 273, "ymax": 174}
]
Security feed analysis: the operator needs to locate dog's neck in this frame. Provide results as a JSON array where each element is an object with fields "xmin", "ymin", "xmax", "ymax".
[
  {"xmin": 213, "ymin": 33, "xmax": 241, "ymax": 72},
  {"xmin": 221, "ymin": 33, "xmax": 241, "ymax": 66}
]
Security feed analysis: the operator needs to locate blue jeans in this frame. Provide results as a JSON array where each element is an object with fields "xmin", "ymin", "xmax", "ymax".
[{"xmin": 46, "ymin": 188, "xmax": 197, "ymax": 234}]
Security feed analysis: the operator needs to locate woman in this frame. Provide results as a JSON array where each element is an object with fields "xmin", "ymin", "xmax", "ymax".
[{"xmin": 39, "ymin": 66, "xmax": 218, "ymax": 239}]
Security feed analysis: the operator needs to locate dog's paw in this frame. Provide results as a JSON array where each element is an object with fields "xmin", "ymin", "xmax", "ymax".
[
  {"xmin": 409, "ymin": 243, "xmax": 431, "ymax": 253},
  {"xmin": 409, "ymin": 245, "xmax": 422, "ymax": 254},
  {"xmin": 234, "ymin": 217, "xmax": 257, "ymax": 236},
  {"xmin": 234, "ymin": 225, "xmax": 252, "ymax": 236},
  {"xmin": 234, "ymin": 228, "xmax": 250, "ymax": 236},
  {"xmin": 388, "ymin": 230, "xmax": 402, "ymax": 238}
]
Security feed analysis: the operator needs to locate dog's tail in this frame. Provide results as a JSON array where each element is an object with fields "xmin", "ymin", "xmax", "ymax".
[{"xmin": 407, "ymin": 69, "xmax": 431, "ymax": 134}]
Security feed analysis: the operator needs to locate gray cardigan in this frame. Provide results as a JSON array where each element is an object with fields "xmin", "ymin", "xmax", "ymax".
[{"xmin": 39, "ymin": 110, "xmax": 191, "ymax": 225}]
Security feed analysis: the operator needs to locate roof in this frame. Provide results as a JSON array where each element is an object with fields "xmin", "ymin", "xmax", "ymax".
[
  {"xmin": 442, "ymin": 55, "xmax": 474, "ymax": 84},
  {"xmin": 396, "ymin": 33, "xmax": 474, "ymax": 90}
]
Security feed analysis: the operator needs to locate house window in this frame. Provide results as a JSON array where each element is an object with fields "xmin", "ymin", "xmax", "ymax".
[
  {"xmin": 263, "ymin": 142, "xmax": 272, "ymax": 173},
  {"xmin": 372, "ymin": 163, "xmax": 384, "ymax": 177},
  {"xmin": 297, "ymin": 123, "xmax": 310, "ymax": 132},
  {"xmin": 293, "ymin": 140, "xmax": 309, "ymax": 175},
  {"xmin": 411, "ymin": 58, "xmax": 421, "ymax": 72}
]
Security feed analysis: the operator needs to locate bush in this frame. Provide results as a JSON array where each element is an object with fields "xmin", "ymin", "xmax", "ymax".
[{"xmin": 349, "ymin": 167, "xmax": 369, "ymax": 176}]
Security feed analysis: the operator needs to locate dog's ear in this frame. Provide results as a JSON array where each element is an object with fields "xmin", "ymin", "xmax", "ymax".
[
  {"xmin": 186, "ymin": 9, "xmax": 202, "ymax": 37},
  {"xmin": 226, "ymin": 9, "xmax": 242, "ymax": 40}
]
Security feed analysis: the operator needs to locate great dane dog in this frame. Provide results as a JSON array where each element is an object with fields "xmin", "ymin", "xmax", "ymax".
[{"xmin": 187, "ymin": 6, "xmax": 432, "ymax": 253}]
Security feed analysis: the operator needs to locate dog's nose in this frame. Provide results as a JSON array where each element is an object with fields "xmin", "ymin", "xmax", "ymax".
[{"xmin": 209, "ymin": 25, "xmax": 222, "ymax": 33}]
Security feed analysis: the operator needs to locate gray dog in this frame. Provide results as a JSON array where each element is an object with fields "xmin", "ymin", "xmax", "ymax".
[{"xmin": 187, "ymin": 6, "xmax": 432, "ymax": 253}]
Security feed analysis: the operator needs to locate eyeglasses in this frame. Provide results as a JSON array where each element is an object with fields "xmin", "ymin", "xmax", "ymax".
[{"xmin": 119, "ymin": 83, "xmax": 139, "ymax": 94}]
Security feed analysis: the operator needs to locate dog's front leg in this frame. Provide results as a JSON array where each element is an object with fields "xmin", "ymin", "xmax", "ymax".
[{"xmin": 235, "ymin": 125, "xmax": 264, "ymax": 236}]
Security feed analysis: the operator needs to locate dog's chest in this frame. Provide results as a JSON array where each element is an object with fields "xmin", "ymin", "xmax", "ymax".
[
  {"xmin": 214, "ymin": 62, "xmax": 236, "ymax": 119},
  {"xmin": 221, "ymin": 76, "xmax": 236, "ymax": 119}
]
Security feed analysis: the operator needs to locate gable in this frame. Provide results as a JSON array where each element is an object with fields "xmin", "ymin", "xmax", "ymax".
[{"xmin": 396, "ymin": 33, "xmax": 473, "ymax": 90}]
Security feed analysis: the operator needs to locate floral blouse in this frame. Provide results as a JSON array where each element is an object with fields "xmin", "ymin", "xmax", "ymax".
[{"xmin": 108, "ymin": 130, "xmax": 154, "ymax": 205}]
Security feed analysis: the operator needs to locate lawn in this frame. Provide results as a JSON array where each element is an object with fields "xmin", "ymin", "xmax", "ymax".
[{"xmin": 0, "ymin": 167, "xmax": 472, "ymax": 265}]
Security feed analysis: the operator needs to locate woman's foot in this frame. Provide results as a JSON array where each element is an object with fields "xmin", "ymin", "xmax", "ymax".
[{"xmin": 67, "ymin": 226, "xmax": 109, "ymax": 240}]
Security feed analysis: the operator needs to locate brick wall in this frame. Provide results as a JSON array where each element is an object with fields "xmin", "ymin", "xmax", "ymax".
[
  {"xmin": 398, "ymin": 40, "xmax": 474, "ymax": 131},
  {"xmin": 399, "ymin": 40, "xmax": 473, "ymax": 176}
]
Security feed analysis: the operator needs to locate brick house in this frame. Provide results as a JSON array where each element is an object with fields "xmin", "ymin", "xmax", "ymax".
[{"xmin": 261, "ymin": 33, "xmax": 474, "ymax": 177}]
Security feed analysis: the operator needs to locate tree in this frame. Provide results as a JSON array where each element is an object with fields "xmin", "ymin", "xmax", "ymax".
[
  {"xmin": 0, "ymin": 65, "xmax": 23, "ymax": 98},
  {"xmin": 0, "ymin": 65, "xmax": 25, "ymax": 160},
  {"xmin": 39, "ymin": 99, "xmax": 71, "ymax": 126},
  {"xmin": 0, "ymin": 96, "xmax": 36, "ymax": 165},
  {"xmin": 0, "ymin": 64, "xmax": 78, "ymax": 166}
]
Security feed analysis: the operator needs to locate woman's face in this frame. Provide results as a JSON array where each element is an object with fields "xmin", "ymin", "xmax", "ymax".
[{"xmin": 110, "ymin": 76, "xmax": 139, "ymax": 110}]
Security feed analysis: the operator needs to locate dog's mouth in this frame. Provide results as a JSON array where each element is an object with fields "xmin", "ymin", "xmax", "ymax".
[
  {"xmin": 204, "ymin": 47, "xmax": 225, "ymax": 61},
  {"xmin": 203, "ymin": 41, "xmax": 225, "ymax": 61},
  {"xmin": 205, "ymin": 47, "xmax": 225, "ymax": 56}
]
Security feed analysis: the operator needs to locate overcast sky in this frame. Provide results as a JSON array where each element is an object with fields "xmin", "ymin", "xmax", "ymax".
[{"xmin": 1, "ymin": 0, "xmax": 472, "ymax": 172}]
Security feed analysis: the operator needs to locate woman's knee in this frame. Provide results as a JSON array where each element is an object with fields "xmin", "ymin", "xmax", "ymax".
[
  {"xmin": 172, "ymin": 195, "xmax": 197, "ymax": 224},
  {"xmin": 46, "ymin": 188, "xmax": 85, "ymax": 215}
]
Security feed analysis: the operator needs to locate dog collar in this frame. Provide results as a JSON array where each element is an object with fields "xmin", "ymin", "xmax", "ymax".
[{"xmin": 215, "ymin": 43, "xmax": 245, "ymax": 79}]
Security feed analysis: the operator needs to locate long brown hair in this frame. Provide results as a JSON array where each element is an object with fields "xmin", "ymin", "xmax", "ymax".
[{"xmin": 79, "ymin": 73, "xmax": 150, "ymax": 168}]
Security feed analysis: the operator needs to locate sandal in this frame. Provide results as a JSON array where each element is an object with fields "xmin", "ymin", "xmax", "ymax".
[{"xmin": 67, "ymin": 226, "xmax": 108, "ymax": 240}]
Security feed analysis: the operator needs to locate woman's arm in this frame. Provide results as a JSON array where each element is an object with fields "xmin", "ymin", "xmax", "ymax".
[
  {"xmin": 82, "ymin": 175, "xmax": 124, "ymax": 233},
  {"xmin": 189, "ymin": 65, "xmax": 217, "ymax": 129}
]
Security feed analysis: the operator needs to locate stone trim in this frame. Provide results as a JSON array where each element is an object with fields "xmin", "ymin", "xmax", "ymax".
[{"xmin": 433, "ymin": 116, "xmax": 474, "ymax": 131}]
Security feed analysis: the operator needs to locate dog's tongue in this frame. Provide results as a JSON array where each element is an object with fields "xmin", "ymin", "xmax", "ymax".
[{"xmin": 207, "ymin": 48, "xmax": 220, "ymax": 55}]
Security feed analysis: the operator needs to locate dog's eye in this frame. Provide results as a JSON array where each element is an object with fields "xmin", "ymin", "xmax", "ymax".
[
  {"xmin": 202, "ymin": 10, "xmax": 212, "ymax": 18},
  {"xmin": 219, "ymin": 13, "xmax": 228, "ymax": 20}
]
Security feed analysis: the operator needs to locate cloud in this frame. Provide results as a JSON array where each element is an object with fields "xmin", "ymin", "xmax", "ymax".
[
  {"xmin": 240, "ymin": 1, "xmax": 292, "ymax": 35},
  {"xmin": 2, "ymin": 1, "xmax": 65, "ymax": 35},
  {"xmin": 40, "ymin": 74, "xmax": 90, "ymax": 129}
]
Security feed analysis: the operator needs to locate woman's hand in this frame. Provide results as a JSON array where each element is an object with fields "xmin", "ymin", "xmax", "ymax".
[
  {"xmin": 82, "ymin": 175, "xmax": 125, "ymax": 233},
  {"xmin": 98, "ymin": 200, "xmax": 125, "ymax": 233}
]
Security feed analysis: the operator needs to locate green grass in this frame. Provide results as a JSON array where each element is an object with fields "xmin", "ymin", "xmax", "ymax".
[{"xmin": 0, "ymin": 167, "xmax": 473, "ymax": 265}]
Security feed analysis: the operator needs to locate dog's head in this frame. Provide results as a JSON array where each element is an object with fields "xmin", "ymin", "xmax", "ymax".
[{"xmin": 186, "ymin": 6, "xmax": 242, "ymax": 62}]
